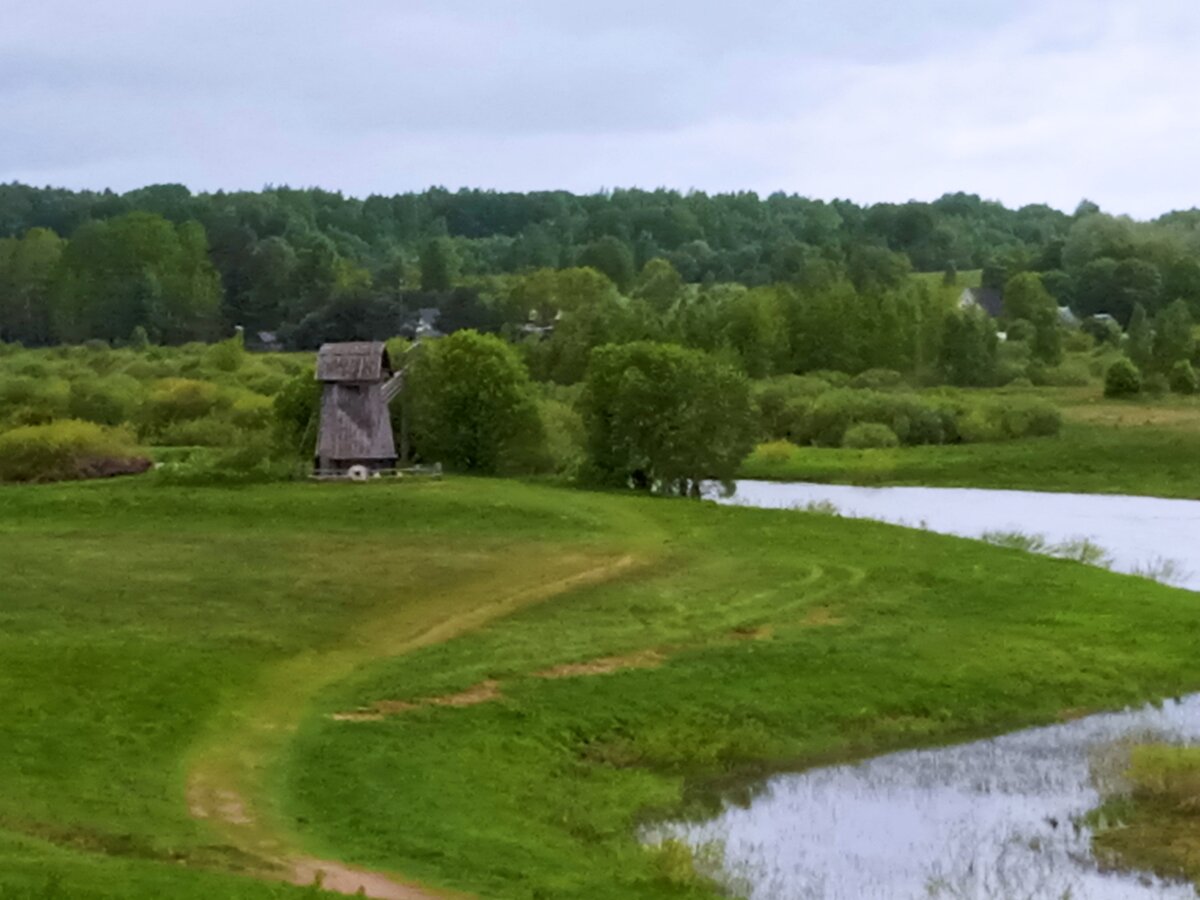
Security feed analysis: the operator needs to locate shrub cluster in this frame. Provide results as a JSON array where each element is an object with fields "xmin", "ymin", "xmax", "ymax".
[
  {"xmin": 756, "ymin": 378, "xmax": 1062, "ymax": 449},
  {"xmin": 798, "ymin": 389, "xmax": 957, "ymax": 447},
  {"xmin": 841, "ymin": 422, "xmax": 900, "ymax": 449},
  {"xmin": 1169, "ymin": 360, "xmax": 1198, "ymax": 395},
  {"xmin": 0, "ymin": 420, "xmax": 149, "ymax": 483},
  {"xmin": 956, "ymin": 397, "xmax": 1062, "ymax": 443},
  {"xmin": 1104, "ymin": 357, "xmax": 1142, "ymax": 397}
]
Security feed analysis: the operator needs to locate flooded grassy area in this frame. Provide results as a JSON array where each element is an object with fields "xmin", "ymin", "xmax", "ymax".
[{"xmin": 656, "ymin": 698, "xmax": 1200, "ymax": 899}]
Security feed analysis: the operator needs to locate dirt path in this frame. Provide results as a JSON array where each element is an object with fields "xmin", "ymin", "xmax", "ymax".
[{"xmin": 185, "ymin": 551, "xmax": 641, "ymax": 898}]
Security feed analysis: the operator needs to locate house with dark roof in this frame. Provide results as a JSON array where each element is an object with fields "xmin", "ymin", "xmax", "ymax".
[{"xmin": 958, "ymin": 287, "xmax": 1005, "ymax": 318}]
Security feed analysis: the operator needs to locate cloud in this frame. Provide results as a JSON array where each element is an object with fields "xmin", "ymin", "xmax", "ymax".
[{"xmin": 0, "ymin": 0, "xmax": 1197, "ymax": 218}]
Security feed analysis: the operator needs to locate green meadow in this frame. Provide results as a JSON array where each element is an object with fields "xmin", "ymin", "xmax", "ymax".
[{"xmin": 3, "ymin": 477, "xmax": 1200, "ymax": 898}]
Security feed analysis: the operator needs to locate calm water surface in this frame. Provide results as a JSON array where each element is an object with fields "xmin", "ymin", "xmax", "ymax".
[
  {"xmin": 714, "ymin": 481, "xmax": 1200, "ymax": 589},
  {"xmin": 661, "ymin": 482, "xmax": 1200, "ymax": 899},
  {"xmin": 656, "ymin": 697, "xmax": 1200, "ymax": 900}
]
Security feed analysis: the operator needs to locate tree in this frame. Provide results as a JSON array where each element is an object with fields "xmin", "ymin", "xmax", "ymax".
[
  {"xmin": 0, "ymin": 227, "xmax": 63, "ymax": 344},
  {"xmin": 240, "ymin": 236, "xmax": 297, "ymax": 328},
  {"xmin": 1126, "ymin": 303, "xmax": 1154, "ymax": 371},
  {"xmin": 846, "ymin": 245, "xmax": 911, "ymax": 292},
  {"xmin": 527, "ymin": 269, "xmax": 633, "ymax": 384},
  {"xmin": 51, "ymin": 212, "xmax": 221, "ymax": 343},
  {"xmin": 1004, "ymin": 273, "xmax": 1061, "ymax": 365},
  {"xmin": 580, "ymin": 341, "xmax": 756, "ymax": 494},
  {"xmin": 1153, "ymin": 299, "xmax": 1194, "ymax": 371},
  {"xmin": 717, "ymin": 287, "xmax": 789, "ymax": 378},
  {"xmin": 577, "ymin": 236, "xmax": 636, "ymax": 292},
  {"xmin": 407, "ymin": 330, "xmax": 543, "ymax": 474},
  {"xmin": 1062, "ymin": 213, "xmax": 1136, "ymax": 272},
  {"xmin": 632, "ymin": 258, "xmax": 684, "ymax": 312},
  {"xmin": 419, "ymin": 237, "xmax": 459, "ymax": 292},
  {"xmin": 939, "ymin": 308, "xmax": 997, "ymax": 386}
]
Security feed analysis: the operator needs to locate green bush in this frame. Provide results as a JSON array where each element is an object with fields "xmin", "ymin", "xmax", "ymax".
[
  {"xmin": 227, "ymin": 391, "xmax": 274, "ymax": 430},
  {"xmin": 0, "ymin": 420, "xmax": 147, "ymax": 483},
  {"xmin": 154, "ymin": 433, "xmax": 300, "ymax": 486},
  {"xmin": 237, "ymin": 367, "xmax": 287, "ymax": 397},
  {"xmin": 526, "ymin": 397, "xmax": 585, "ymax": 477},
  {"xmin": 155, "ymin": 415, "xmax": 241, "ymax": 448},
  {"xmin": 841, "ymin": 422, "xmax": 900, "ymax": 449},
  {"xmin": 750, "ymin": 440, "xmax": 796, "ymax": 465},
  {"xmin": 995, "ymin": 340, "xmax": 1031, "ymax": 385},
  {"xmin": 0, "ymin": 376, "xmax": 70, "ymax": 424},
  {"xmin": 849, "ymin": 368, "xmax": 905, "ymax": 390},
  {"xmin": 988, "ymin": 396, "xmax": 1062, "ymax": 439},
  {"xmin": 956, "ymin": 407, "xmax": 1004, "ymax": 443},
  {"xmin": 138, "ymin": 378, "xmax": 223, "ymax": 434},
  {"xmin": 205, "ymin": 331, "xmax": 245, "ymax": 372},
  {"xmin": 272, "ymin": 370, "xmax": 321, "ymax": 458},
  {"xmin": 1031, "ymin": 359, "xmax": 1091, "ymax": 387},
  {"xmin": 1169, "ymin": 360, "xmax": 1198, "ymax": 395},
  {"xmin": 753, "ymin": 375, "xmax": 831, "ymax": 440},
  {"xmin": 1104, "ymin": 357, "xmax": 1142, "ymax": 397},
  {"xmin": 806, "ymin": 369, "xmax": 852, "ymax": 388},
  {"xmin": 1063, "ymin": 329, "xmax": 1094, "ymax": 353},
  {"xmin": 67, "ymin": 375, "xmax": 142, "ymax": 426},
  {"xmin": 1006, "ymin": 319, "xmax": 1035, "ymax": 343},
  {"xmin": 1143, "ymin": 372, "xmax": 1169, "ymax": 397},
  {"xmin": 797, "ymin": 389, "xmax": 955, "ymax": 447},
  {"xmin": 120, "ymin": 358, "xmax": 178, "ymax": 381}
]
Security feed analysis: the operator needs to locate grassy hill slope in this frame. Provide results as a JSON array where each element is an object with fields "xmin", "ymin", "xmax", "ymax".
[{"xmin": 1, "ymin": 478, "xmax": 1198, "ymax": 898}]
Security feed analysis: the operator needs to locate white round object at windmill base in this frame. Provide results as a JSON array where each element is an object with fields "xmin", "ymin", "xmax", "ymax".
[{"xmin": 347, "ymin": 464, "xmax": 370, "ymax": 482}]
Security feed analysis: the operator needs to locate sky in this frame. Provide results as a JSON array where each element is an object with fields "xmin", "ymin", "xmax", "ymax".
[{"xmin": 2, "ymin": 0, "xmax": 1198, "ymax": 218}]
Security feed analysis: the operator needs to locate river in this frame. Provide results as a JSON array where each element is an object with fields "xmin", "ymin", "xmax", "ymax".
[{"xmin": 654, "ymin": 481, "xmax": 1200, "ymax": 899}]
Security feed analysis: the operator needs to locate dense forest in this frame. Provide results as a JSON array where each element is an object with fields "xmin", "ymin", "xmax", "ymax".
[{"xmin": 2, "ymin": 182, "xmax": 1200, "ymax": 386}]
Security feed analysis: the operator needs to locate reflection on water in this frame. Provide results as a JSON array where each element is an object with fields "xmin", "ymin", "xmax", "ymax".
[
  {"xmin": 653, "ymin": 697, "xmax": 1200, "ymax": 900},
  {"xmin": 712, "ymin": 481, "xmax": 1200, "ymax": 589},
  {"xmin": 665, "ymin": 482, "xmax": 1200, "ymax": 898}
]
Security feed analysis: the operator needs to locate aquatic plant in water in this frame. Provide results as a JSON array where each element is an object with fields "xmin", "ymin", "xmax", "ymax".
[
  {"xmin": 980, "ymin": 530, "xmax": 1050, "ymax": 553},
  {"xmin": 1131, "ymin": 557, "xmax": 1192, "ymax": 588}
]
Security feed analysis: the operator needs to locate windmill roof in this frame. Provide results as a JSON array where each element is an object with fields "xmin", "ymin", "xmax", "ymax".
[{"xmin": 316, "ymin": 342, "xmax": 392, "ymax": 382}]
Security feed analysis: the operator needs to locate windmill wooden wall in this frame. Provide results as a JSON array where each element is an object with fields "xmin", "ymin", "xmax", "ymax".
[{"xmin": 314, "ymin": 342, "xmax": 399, "ymax": 473}]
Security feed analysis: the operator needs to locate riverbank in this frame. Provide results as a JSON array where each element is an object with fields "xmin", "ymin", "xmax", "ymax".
[
  {"xmin": 740, "ymin": 421, "xmax": 1200, "ymax": 499},
  {"xmin": 4, "ymin": 478, "xmax": 1200, "ymax": 898}
]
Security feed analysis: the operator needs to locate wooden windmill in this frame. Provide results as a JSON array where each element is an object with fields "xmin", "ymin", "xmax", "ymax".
[{"xmin": 314, "ymin": 342, "xmax": 408, "ymax": 476}]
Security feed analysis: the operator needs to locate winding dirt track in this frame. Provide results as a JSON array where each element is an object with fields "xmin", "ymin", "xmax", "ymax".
[{"xmin": 186, "ymin": 551, "xmax": 641, "ymax": 898}]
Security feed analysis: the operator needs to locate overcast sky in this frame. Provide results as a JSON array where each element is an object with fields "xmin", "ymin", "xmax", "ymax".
[{"xmin": 3, "ymin": 0, "xmax": 1198, "ymax": 217}]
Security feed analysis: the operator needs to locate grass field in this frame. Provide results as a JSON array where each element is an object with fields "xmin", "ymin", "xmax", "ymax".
[
  {"xmin": 741, "ymin": 387, "xmax": 1200, "ymax": 498},
  {"xmin": 3, "ymin": 477, "xmax": 1200, "ymax": 897}
]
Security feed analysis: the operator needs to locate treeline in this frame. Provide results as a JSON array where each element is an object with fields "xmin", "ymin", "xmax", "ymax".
[{"xmin": 3, "ymin": 182, "xmax": 1200, "ymax": 375}]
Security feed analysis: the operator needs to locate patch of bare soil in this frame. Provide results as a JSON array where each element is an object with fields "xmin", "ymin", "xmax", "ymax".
[
  {"xmin": 800, "ymin": 606, "xmax": 845, "ymax": 627},
  {"xmin": 729, "ymin": 625, "xmax": 774, "ymax": 641},
  {"xmin": 186, "ymin": 777, "xmax": 253, "ymax": 826},
  {"xmin": 291, "ymin": 858, "xmax": 448, "ymax": 900},
  {"xmin": 332, "ymin": 680, "xmax": 502, "ymax": 721},
  {"xmin": 535, "ymin": 649, "xmax": 665, "ymax": 678},
  {"xmin": 76, "ymin": 455, "xmax": 153, "ymax": 479}
]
